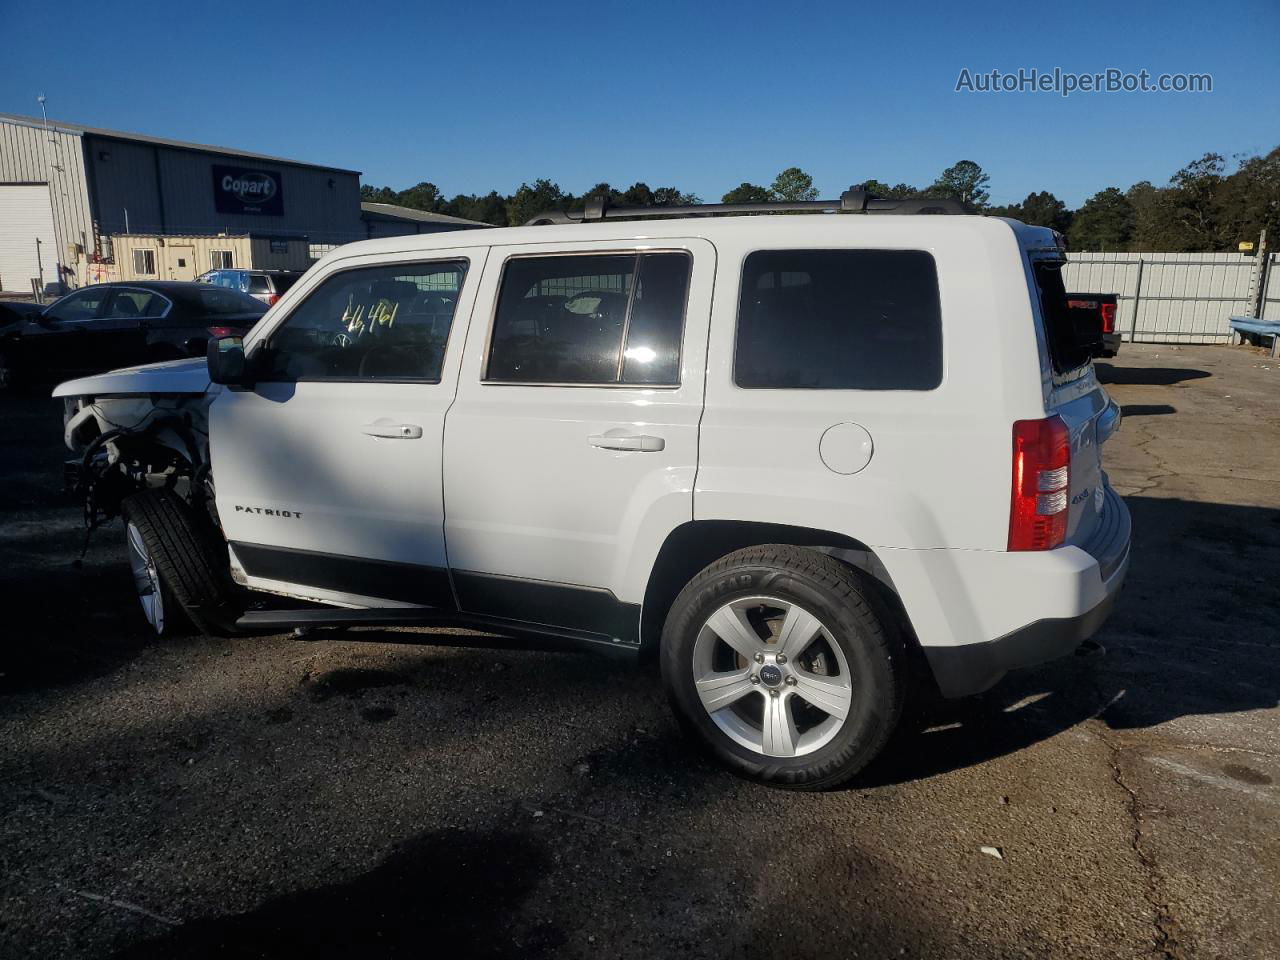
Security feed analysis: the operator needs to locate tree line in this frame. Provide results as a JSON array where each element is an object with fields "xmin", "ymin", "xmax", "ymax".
[{"xmin": 361, "ymin": 146, "xmax": 1280, "ymax": 252}]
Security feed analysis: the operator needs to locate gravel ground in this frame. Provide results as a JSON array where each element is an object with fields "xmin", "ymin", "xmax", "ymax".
[{"xmin": 1, "ymin": 342, "xmax": 1277, "ymax": 959}]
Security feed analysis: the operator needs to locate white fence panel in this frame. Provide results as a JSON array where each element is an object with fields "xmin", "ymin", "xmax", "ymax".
[
  {"xmin": 1063, "ymin": 251, "xmax": 1260, "ymax": 343},
  {"xmin": 1263, "ymin": 253, "xmax": 1280, "ymax": 322}
]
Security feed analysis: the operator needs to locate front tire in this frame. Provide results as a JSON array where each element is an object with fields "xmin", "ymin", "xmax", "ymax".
[
  {"xmin": 661, "ymin": 545, "xmax": 906, "ymax": 789},
  {"xmin": 121, "ymin": 490, "xmax": 235, "ymax": 637}
]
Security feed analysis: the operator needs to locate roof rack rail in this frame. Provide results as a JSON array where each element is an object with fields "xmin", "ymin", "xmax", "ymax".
[{"xmin": 525, "ymin": 188, "xmax": 971, "ymax": 226}]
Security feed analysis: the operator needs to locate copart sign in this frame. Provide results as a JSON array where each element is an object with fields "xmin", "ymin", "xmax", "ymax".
[{"xmin": 212, "ymin": 164, "xmax": 284, "ymax": 216}]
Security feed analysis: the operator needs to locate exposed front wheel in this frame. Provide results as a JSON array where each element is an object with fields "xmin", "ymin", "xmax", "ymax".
[
  {"xmin": 661, "ymin": 545, "xmax": 906, "ymax": 789},
  {"xmin": 120, "ymin": 490, "xmax": 236, "ymax": 637},
  {"xmin": 125, "ymin": 518, "xmax": 177, "ymax": 635}
]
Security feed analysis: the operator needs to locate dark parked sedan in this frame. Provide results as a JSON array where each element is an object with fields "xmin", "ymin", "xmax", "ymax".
[{"xmin": 0, "ymin": 282, "xmax": 266, "ymax": 388}]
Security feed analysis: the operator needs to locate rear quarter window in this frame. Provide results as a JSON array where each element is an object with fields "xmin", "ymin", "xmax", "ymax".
[{"xmin": 734, "ymin": 249, "xmax": 942, "ymax": 390}]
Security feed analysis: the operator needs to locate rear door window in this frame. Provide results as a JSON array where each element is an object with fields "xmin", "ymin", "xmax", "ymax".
[
  {"xmin": 734, "ymin": 249, "xmax": 942, "ymax": 390},
  {"xmin": 486, "ymin": 252, "xmax": 690, "ymax": 385},
  {"xmin": 105, "ymin": 289, "xmax": 167, "ymax": 318},
  {"xmin": 213, "ymin": 271, "xmax": 248, "ymax": 291}
]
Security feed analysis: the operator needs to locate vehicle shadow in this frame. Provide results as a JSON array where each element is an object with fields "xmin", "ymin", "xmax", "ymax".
[
  {"xmin": 1120, "ymin": 403, "xmax": 1177, "ymax": 417},
  {"xmin": 108, "ymin": 828, "xmax": 562, "ymax": 960},
  {"xmin": 1095, "ymin": 363, "xmax": 1211, "ymax": 386},
  {"xmin": 0, "ymin": 554, "xmax": 161, "ymax": 695},
  {"xmin": 860, "ymin": 494, "xmax": 1280, "ymax": 787}
]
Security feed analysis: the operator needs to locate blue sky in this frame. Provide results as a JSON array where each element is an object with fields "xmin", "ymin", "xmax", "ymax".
[{"xmin": 2, "ymin": 0, "xmax": 1277, "ymax": 208}]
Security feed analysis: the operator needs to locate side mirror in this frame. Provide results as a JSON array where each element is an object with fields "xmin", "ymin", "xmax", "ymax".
[{"xmin": 207, "ymin": 335, "xmax": 250, "ymax": 385}]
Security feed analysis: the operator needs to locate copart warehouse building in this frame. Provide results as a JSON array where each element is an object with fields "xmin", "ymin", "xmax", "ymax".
[{"xmin": 0, "ymin": 113, "xmax": 484, "ymax": 293}]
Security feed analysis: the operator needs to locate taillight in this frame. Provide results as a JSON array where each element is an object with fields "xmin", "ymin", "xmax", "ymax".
[
  {"xmin": 1099, "ymin": 302, "xmax": 1116, "ymax": 333},
  {"xmin": 267, "ymin": 294, "xmax": 280, "ymax": 306},
  {"xmin": 207, "ymin": 326, "xmax": 238, "ymax": 338},
  {"xmin": 1009, "ymin": 416, "xmax": 1071, "ymax": 551}
]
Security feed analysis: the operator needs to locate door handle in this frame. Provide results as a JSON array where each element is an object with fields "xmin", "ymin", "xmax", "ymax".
[
  {"xmin": 361, "ymin": 422, "xmax": 423, "ymax": 439},
  {"xmin": 587, "ymin": 433, "xmax": 665, "ymax": 452}
]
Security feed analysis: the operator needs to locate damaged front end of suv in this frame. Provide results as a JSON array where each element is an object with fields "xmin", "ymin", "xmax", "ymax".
[
  {"xmin": 58, "ymin": 357, "xmax": 216, "ymax": 531},
  {"xmin": 56, "ymin": 357, "xmax": 236, "ymax": 635}
]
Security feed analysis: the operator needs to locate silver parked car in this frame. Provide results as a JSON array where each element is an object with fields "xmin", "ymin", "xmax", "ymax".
[{"xmin": 197, "ymin": 269, "xmax": 303, "ymax": 306}]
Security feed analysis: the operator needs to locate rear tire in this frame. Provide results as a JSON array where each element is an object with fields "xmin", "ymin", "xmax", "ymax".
[
  {"xmin": 121, "ymin": 489, "xmax": 236, "ymax": 637},
  {"xmin": 661, "ymin": 545, "xmax": 906, "ymax": 790}
]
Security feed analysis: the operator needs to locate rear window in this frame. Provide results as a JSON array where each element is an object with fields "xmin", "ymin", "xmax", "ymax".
[
  {"xmin": 207, "ymin": 271, "xmax": 246, "ymax": 291},
  {"xmin": 735, "ymin": 249, "xmax": 942, "ymax": 390},
  {"xmin": 272, "ymin": 273, "xmax": 301, "ymax": 293},
  {"xmin": 248, "ymin": 275, "xmax": 272, "ymax": 294},
  {"xmin": 179, "ymin": 287, "xmax": 268, "ymax": 318},
  {"xmin": 1032, "ymin": 260, "xmax": 1094, "ymax": 374}
]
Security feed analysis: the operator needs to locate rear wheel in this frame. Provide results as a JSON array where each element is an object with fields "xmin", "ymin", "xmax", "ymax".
[
  {"xmin": 120, "ymin": 489, "xmax": 235, "ymax": 637},
  {"xmin": 661, "ymin": 545, "xmax": 906, "ymax": 789}
]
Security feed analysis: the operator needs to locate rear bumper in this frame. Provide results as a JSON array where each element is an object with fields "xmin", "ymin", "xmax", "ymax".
[
  {"xmin": 916, "ymin": 486, "xmax": 1131, "ymax": 698},
  {"xmin": 921, "ymin": 579, "xmax": 1121, "ymax": 699}
]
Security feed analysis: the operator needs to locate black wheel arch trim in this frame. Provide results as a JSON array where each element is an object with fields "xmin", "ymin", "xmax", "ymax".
[{"xmin": 640, "ymin": 520, "xmax": 895, "ymax": 652}]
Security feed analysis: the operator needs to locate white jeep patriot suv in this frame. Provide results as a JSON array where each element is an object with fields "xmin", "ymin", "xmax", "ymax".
[{"xmin": 55, "ymin": 191, "xmax": 1131, "ymax": 788}]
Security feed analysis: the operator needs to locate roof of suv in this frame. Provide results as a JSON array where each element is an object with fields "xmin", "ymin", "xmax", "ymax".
[{"xmin": 316, "ymin": 214, "xmax": 1061, "ymax": 264}]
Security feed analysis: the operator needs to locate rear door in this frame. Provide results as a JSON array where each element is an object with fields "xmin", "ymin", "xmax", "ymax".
[
  {"xmin": 1029, "ymin": 256, "xmax": 1115, "ymax": 546},
  {"xmin": 96, "ymin": 287, "xmax": 159, "ymax": 366},
  {"xmin": 442, "ymin": 239, "xmax": 713, "ymax": 640}
]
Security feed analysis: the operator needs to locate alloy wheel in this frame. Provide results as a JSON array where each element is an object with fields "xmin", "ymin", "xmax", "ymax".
[
  {"xmin": 692, "ymin": 596, "xmax": 853, "ymax": 758},
  {"xmin": 125, "ymin": 521, "xmax": 165, "ymax": 633}
]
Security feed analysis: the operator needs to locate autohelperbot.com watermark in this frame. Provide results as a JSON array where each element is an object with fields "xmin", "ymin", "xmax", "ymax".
[{"xmin": 955, "ymin": 67, "xmax": 1212, "ymax": 97}]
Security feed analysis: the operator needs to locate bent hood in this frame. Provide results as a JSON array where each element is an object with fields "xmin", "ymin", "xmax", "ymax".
[{"xmin": 52, "ymin": 357, "xmax": 212, "ymax": 398}]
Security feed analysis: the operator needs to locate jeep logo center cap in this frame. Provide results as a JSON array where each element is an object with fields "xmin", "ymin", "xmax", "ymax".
[{"xmin": 759, "ymin": 665, "xmax": 783, "ymax": 687}]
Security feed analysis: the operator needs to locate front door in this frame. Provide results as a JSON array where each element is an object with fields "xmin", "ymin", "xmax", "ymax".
[
  {"xmin": 22, "ymin": 285, "xmax": 114, "ymax": 378},
  {"xmin": 443, "ymin": 239, "xmax": 714, "ymax": 640},
  {"xmin": 210, "ymin": 248, "xmax": 486, "ymax": 607}
]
